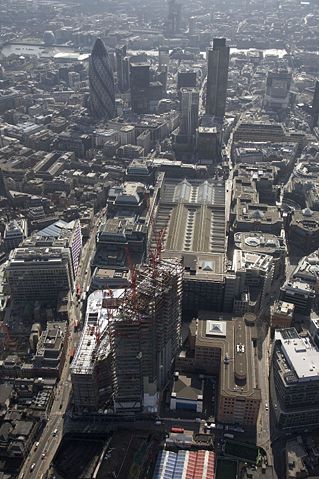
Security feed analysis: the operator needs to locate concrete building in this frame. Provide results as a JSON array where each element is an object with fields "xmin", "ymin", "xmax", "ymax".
[
  {"xmin": 158, "ymin": 47, "xmax": 170, "ymax": 69},
  {"xmin": 270, "ymin": 301, "xmax": 295, "ymax": 330},
  {"xmin": 93, "ymin": 216, "xmax": 148, "ymax": 269},
  {"xmin": 180, "ymin": 88, "xmax": 199, "ymax": 141},
  {"xmin": 36, "ymin": 219, "xmax": 82, "ymax": 278},
  {"xmin": 182, "ymin": 253, "xmax": 226, "ymax": 317},
  {"xmin": 170, "ymin": 372, "xmax": 203, "ymax": 413},
  {"xmin": 234, "ymin": 202, "xmax": 283, "ymax": 235},
  {"xmin": 206, "ymin": 38, "xmax": 230, "ymax": 118},
  {"xmin": 116, "ymin": 45, "xmax": 130, "ymax": 93},
  {"xmin": 3, "ymin": 219, "xmax": 27, "ymax": 252},
  {"xmin": 264, "ymin": 70, "xmax": 292, "ymax": 111},
  {"xmin": 288, "ymin": 208, "xmax": 319, "ymax": 256},
  {"xmin": 166, "ymin": 0, "xmax": 182, "ymax": 35},
  {"xmin": 271, "ymin": 328, "xmax": 319, "ymax": 429},
  {"xmin": 120, "ymin": 125, "xmax": 136, "ymax": 146},
  {"xmin": 291, "ymin": 250, "xmax": 319, "ymax": 291},
  {"xmin": 232, "ymin": 250, "xmax": 274, "ymax": 310},
  {"xmin": 33, "ymin": 321, "xmax": 67, "ymax": 377},
  {"xmin": 181, "ymin": 312, "xmax": 261, "ymax": 427},
  {"xmin": 312, "ymin": 80, "xmax": 319, "ymax": 128},
  {"xmin": 280, "ymin": 280, "xmax": 316, "ymax": 316},
  {"xmin": 196, "ymin": 126, "xmax": 221, "ymax": 165},
  {"xmin": 5, "ymin": 246, "xmax": 74, "ymax": 303},
  {"xmin": 130, "ymin": 63, "xmax": 150, "ymax": 114},
  {"xmin": 234, "ymin": 231, "xmax": 286, "ymax": 279},
  {"xmin": 177, "ymin": 70, "xmax": 197, "ymax": 91}
]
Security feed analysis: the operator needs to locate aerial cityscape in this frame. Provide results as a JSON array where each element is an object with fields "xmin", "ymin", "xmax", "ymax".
[{"xmin": 0, "ymin": 0, "xmax": 319, "ymax": 477}]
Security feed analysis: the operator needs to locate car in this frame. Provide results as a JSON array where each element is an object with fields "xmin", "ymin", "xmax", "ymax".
[
  {"xmin": 52, "ymin": 428, "xmax": 58, "ymax": 436},
  {"xmin": 30, "ymin": 463, "xmax": 36, "ymax": 472},
  {"xmin": 41, "ymin": 453, "xmax": 46, "ymax": 460},
  {"xmin": 155, "ymin": 420, "xmax": 162, "ymax": 425},
  {"xmin": 265, "ymin": 403, "xmax": 269, "ymax": 411},
  {"xmin": 34, "ymin": 441, "xmax": 39, "ymax": 450}
]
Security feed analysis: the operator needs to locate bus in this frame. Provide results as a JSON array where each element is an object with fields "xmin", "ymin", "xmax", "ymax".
[
  {"xmin": 76, "ymin": 284, "xmax": 81, "ymax": 299},
  {"xmin": 170, "ymin": 427, "xmax": 184, "ymax": 433},
  {"xmin": 69, "ymin": 347, "xmax": 75, "ymax": 363}
]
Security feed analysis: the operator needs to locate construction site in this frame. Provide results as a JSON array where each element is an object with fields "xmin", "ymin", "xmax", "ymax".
[{"xmin": 71, "ymin": 236, "xmax": 183, "ymax": 414}]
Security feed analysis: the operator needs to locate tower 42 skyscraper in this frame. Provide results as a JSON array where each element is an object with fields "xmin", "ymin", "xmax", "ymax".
[
  {"xmin": 89, "ymin": 38, "xmax": 115, "ymax": 120},
  {"xmin": 206, "ymin": 38, "xmax": 230, "ymax": 119}
]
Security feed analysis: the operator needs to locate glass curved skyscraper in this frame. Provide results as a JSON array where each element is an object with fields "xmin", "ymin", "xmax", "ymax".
[{"xmin": 89, "ymin": 38, "xmax": 115, "ymax": 120}]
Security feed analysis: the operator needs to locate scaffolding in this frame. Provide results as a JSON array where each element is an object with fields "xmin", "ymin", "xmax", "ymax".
[{"xmin": 109, "ymin": 258, "xmax": 183, "ymax": 412}]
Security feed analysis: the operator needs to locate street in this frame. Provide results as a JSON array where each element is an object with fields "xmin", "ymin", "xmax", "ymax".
[{"xmin": 18, "ymin": 211, "xmax": 102, "ymax": 479}]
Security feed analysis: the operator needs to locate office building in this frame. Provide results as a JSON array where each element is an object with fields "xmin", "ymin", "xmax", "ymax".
[
  {"xmin": 232, "ymin": 250, "xmax": 274, "ymax": 310},
  {"xmin": 234, "ymin": 232, "xmax": 286, "ymax": 279},
  {"xmin": 206, "ymin": 38, "xmax": 230, "ymax": 118},
  {"xmin": 312, "ymin": 80, "xmax": 319, "ymax": 128},
  {"xmin": 130, "ymin": 63, "xmax": 150, "ymax": 114},
  {"xmin": 116, "ymin": 45, "xmax": 130, "ymax": 93},
  {"xmin": 292, "ymin": 250, "xmax": 319, "ymax": 290},
  {"xmin": 180, "ymin": 88, "xmax": 199, "ymax": 141},
  {"xmin": 93, "ymin": 216, "xmax": 148, "ymax": 269},
  {"xmin": 196, "ymin": 126, "xmax": 222, "ymax": 165},
  {"xmin": 166, "ymin": 0, "xmax": 182, "ymax": 35},
  {"xmin": 264, "ymin": 70, "xmax": 292, "ymax": 111},
  {"xmin": 158, "ymin": 47, "xmax": 170, "ymax": 69},
  {"xmin": 89, "ymin": 38, "xmax": 115, "ymax": 120},
  {"xmin": 33, "ymin": 322, "xmax": 67, "ymax": 378},
  {"xmin": 234, "ymin": 202, "xmax": 283, "ymax": 235},
  {"xmin": 181, "ymin": 312, "xmax": 261, "ymax": 427},
  {"xmin": 3, "ymin": 219, "xmax": 27, "ymax": 252},
  {"xmin": 36, "ymin": 219, "xmax": 82, "ymax": 278},
  {"xmin": 271, "ymin": 328, "xmax": 319, "ymax": 429},
  {"xmin": 6, "ymin": 246, "xmax": 74, "ymax": 303},
  {"xmin": 270, "ymin": 301, "xmax": 295, "ymax": 329},
  {"xmin": 279, "ymin": 280, "xmax": 316, "ymax": 315},
  {"xmin": 177, "ymin": 70, "xmax": 197, "ymax": 91},
  {"xmin": 288, "ymin": 208, "xmax": 319, "ymax": 256}
]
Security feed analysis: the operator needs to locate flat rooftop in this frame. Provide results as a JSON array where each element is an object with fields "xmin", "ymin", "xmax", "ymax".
[
  {"xmin": 195, "ymin": 312, "xmax": 260, "ymax": 400},
  {"xmin": 275, "ymin": 328, "xmax": 319, "ymax": 382},
  {"xmin": 71, "ymin": 289, "xmax": 125, "ymax": 375}
]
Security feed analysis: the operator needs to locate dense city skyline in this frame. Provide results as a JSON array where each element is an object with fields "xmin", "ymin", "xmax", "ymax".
[{"xmin": 0, "ymin": 0, "xmax": 319, "ymax": 478}]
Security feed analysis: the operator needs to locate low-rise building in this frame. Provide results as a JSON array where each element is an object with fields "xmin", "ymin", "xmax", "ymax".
[
  {"xmin": 271, "ymin": 301, "xmax": 295, "ymax": 330},
  {"xmin": 289, "ymin": 208, "xmax": 319, "ymax": 256},
  {"xmin": 280, "ymin": 280, "xmax": 316, "ymax": 316},
  {"xmin": 179, "ymin": 312, "xmax": 261, "ymax": 427}
]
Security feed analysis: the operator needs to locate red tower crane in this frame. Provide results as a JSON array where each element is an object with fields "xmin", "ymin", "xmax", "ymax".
[{"xmin": 124, "ymin": 245, "xmax": 137, "ymax": 306}]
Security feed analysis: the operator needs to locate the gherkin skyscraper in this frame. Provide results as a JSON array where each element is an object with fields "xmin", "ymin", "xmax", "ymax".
[{"xmin": 89, "ymin": 38, "xmax": 115, "ymax": 120}]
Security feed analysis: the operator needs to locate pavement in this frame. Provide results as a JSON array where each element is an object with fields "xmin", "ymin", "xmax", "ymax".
[{"xmin": 18, "ymin": 211, "xmax": 103, "ymax": 479}]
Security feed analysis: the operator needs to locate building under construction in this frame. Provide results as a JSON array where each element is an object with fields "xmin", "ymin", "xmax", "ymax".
[
  {"xmin": 71, "ymin": 258, "xmax": 183, "ymax": 414},
  {"xmin": 110, "ymin": 258, "xmax": 183, "ymax": 412}
]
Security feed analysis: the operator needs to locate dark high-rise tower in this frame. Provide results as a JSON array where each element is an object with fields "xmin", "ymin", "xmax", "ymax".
[
  {"xmin": 130, "ymin": 63, "xmax": 150, "ymax": 114},
  {"xmin": 312, "ymin": 80, "xmax": 319, "ymax": 128},
  {"xmin": 166, "ymin": 0, "xmax": 182, "ymax": 35},
  {"xmin": 116, "ymin": 45, "xmax": 130, "ymax": 93},
  {"xmin": 89, "ymin": 38, "xmax": 115, "ymax": 120},
  {"xmin": 206, "ymin": 38, "xmax": 230, "ymax": 118}
]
